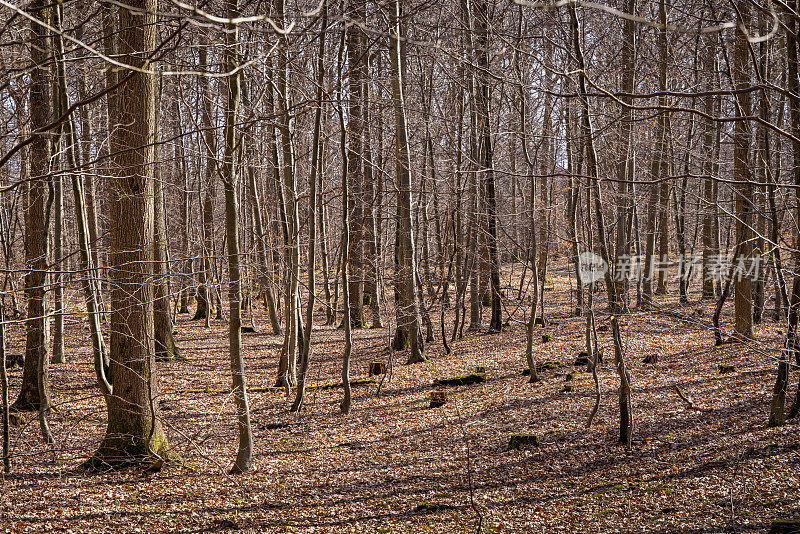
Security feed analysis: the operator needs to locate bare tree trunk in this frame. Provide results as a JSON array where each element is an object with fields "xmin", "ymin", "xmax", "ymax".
[
  {"xmin": 1, "ymin": 304, "xmax": 9, "ymax": 472},
  {"xmin": 701, "ymin": 36, "xmax": 719, "ymax": 300},
  {"xmin": 293, "ymin": 3, "xmax": 326, "ymax": 412},
  {"xmin": 614, "ymin": 0, "xmax": 637, "ymax": 310},
  {"xmin": 570, "ymin": 3, "xmax": 632, "ymax": 447},
  {"xmin": 346, "ymin": 0, "xmax": 367, "ymax": 329},
  {"xmin": 89, "ymin": 0, "xmax": 172, "ymax": 467},
  {"xmin": 732, "ymin": 0, "xmax": 754, "ymax": 340},
  {"xmin": 153, "ymin": 81, "xmax": 181, "ymax": 362},
  {"xmin": 776, "ymin": 0, "xmax": 799, "ymax": 423},
  {"xmin": 14, "ymin": 0, "xmax": 52, "ymax": 414},
  {"xmin": 390, "ymin": 0, "xmax": 425, "ymax": 364},
  {"xmin": 473, "ymin": 0, "xmax": 502, "ymax": 334},
  {"xmin": 220, "ymin": 1, "xmax": 252, "ymax": 472}
]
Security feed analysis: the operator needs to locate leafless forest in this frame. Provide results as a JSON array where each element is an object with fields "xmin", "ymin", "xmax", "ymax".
[{"xmin": 0, "ymin": 0, "xmax": 799, "ymax": 531}]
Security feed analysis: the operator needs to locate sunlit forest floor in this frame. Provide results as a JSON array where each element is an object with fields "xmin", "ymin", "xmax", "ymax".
[{"xmin": 1, "ymin": 260, "xmax": 798, "ymax": 533}]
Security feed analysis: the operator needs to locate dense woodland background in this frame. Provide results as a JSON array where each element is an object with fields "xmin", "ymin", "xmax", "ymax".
[{"xmin": 0, "ymin": 0, "xmax": 799, "ymax": 530}]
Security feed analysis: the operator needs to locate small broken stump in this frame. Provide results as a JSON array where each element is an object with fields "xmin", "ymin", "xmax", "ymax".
[{"xmin": 429, "ymin": 390, "xmax": 447, "ymax": 408}]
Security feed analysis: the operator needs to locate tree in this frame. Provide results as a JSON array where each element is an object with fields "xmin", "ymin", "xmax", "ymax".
[
  {"xmin": 88, "ymin": 0, "xmax": 172, "ymax": 467},
  {"xmin": 390, "ymin": 0, "xmax": 425, "ymax": 364},
  {"xmin": 220, "ymin": 0, "xmax": 252, "ymax": 472},
  {"xmin": 13, "ymin": 0, "xmax": 52, "ymax": 414}
]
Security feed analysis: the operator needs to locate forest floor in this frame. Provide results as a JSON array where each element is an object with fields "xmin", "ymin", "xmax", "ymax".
[{"xmin": 1, "ymin": 261, "xmax": 799, "ymax": 533}]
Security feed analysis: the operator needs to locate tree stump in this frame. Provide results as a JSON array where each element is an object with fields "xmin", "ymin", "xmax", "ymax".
[
  {"xmin": 508, "ymin": 433, "xmax": 540, "ymax": 450},
  {"xmin": 369, "ymin": 362, "xmax": 386, "ymax": 376},
  {"xmin": 429, "ymin": 390, "xmax": 447, "ymax": 408},
  {"xmin": 643, "ymin": 354, "xmax": 659, "ymax": 364},
  {"xmin": 541, "ymin": 334, "xmax": 552, "ymax": 343}
]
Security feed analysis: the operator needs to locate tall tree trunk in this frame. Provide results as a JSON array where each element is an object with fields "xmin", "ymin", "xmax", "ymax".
[
  {"xmin": 89, "ymin": 0, "xmax": 172, "ymax": 467},
  {"xmin": 221, "ymin": 1, "xmax": 252, "ymax": 472},
  {"xmin": 293, "ymin": 3, "xmax": 326, "ymax": 412},
  {"xmin": 776, "ymin": 0, "xmax": 799, "ymax": 423},
  {"xmin": 570, "ymin": 3, "xmax": 632, "ymax": 447},
  {"xmin": 154, "ymin": 81, "xmax": 181, "ymax": 362},
  {"xmin": 732, "ymin": 0, "xmax": 754, "ymax": 340},
  {"xmin": 701, "ymin": 35, "xmax": 719, "ymax": 299},
  {"xmin": 614, "ymin": 0, "xmax": 637, "ymax": 310},
  {"xmin": 194, "ymin": 40, "xmax": 216, "ymax": 325},
  {"xmin": 473, "ymin": 0, "xmax": 502, "ymax": 333},
  {"xmin": 346, "ymin": 0, "xmax": 367, "ymax": 328},
  {"xmin": 390, "ymin": 0, "xmax": 425, "ymax": 363},
  {"xmin": 13, "ymin": 0, "xmax": 52, "ymax": 413},
  {"xmin": 52, "ymin": 6, "xmax": 110, "ymax": 398}
]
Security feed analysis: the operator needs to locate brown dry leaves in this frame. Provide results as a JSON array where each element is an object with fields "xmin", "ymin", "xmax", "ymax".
[{"xmin": 1, "ymin": 262, "xmax": 798, "ymax": 533}]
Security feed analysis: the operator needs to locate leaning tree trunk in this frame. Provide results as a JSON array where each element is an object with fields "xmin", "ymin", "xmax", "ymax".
[
  {"xmin": 88, "ymin": 0, "xmax": 172, "ymax": 467},
  {"xmin": 52, "ymin": 4, "xmax": 110, "ymax": 397}
]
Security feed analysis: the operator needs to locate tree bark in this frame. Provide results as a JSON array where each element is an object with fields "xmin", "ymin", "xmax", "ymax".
[
  {"xmin": 89, "ymin": 0, "xmax": 172, "ymax": 467},
  {"xmin": 14, "ymin": 0, "xmax": 52, "ymax": 413}
]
